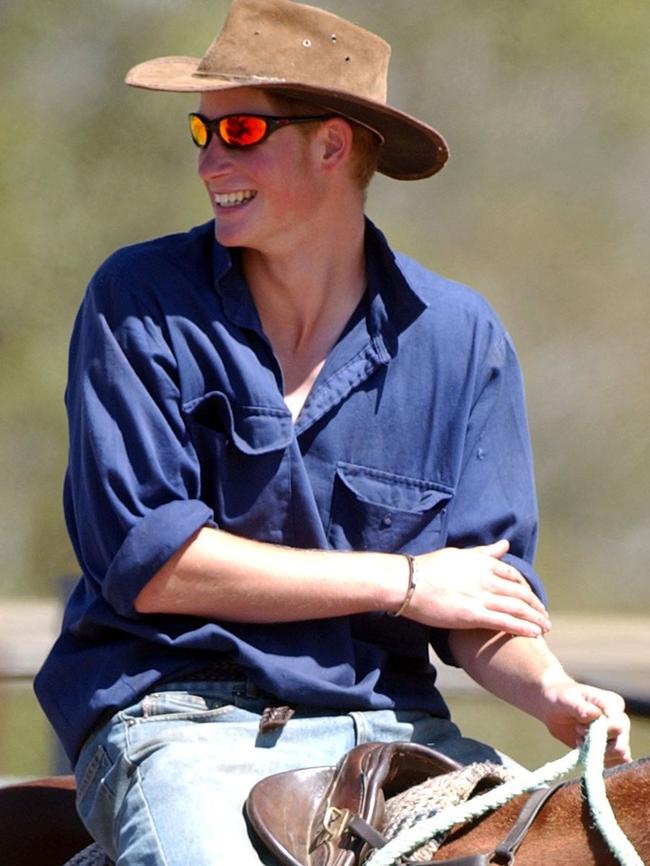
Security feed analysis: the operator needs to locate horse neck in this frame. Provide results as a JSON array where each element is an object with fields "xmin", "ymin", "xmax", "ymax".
[{"xmin": 433, "ymin": 756, "xmax": 650, "ymax": 866}]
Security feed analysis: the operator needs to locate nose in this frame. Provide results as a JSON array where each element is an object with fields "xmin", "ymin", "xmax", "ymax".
[{"xmin": 197, "ymin": 137, "xmax": 236, "ymax": 181}]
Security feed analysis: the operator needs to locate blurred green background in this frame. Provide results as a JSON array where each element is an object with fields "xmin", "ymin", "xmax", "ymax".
[
  {"xmin": 2, "ymin": 0, "xmax": 649, "ymax": 608},
  {"xmin": 1, "ymin": 0, "xmax": 649, "ymax": 776}
]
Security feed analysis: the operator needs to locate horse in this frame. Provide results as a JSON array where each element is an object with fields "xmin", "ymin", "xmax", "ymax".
[
  {"xmin": 0, "ymin": 775, "xmax": 92, "ymax": 866},
  {"xmin": 428, "ymin": 755, "xmax": 650, "ymax": 865},
  {"xmin": 1, "ymin": 757, "xmax": 649, "ymax": 866}
]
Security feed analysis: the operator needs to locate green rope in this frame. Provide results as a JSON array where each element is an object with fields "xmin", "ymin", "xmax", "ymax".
[{"xmin": 366, "ymin": 716, "xmax": 643, "ymax": 866}]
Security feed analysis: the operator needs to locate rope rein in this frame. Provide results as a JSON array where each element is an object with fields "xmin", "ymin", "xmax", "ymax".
[
  {"xmin": 366, "ymin": 716, "xmax": 643, "ymax": 866},
  {"xmin": 582, "ymin": 718, "xmax": 644, "ymax": 866}
]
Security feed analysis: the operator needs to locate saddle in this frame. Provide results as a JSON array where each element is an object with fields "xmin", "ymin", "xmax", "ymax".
[
  {"xmin": 246, "ymin": 741, "xmax": 562, "ymax": 866},
  {"xmin": 246, "ymin": 741, "xmax": 464, "ymax": 866}
]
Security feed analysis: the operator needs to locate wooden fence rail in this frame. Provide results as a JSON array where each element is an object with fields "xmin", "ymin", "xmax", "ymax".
[{"xmin": 1, "ymin": 599, "xmax": 648, "ymax": 708}]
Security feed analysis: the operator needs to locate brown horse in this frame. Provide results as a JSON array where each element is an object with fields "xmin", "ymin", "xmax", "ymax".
[
  {"xmin": 0, "ymin": 775, "xmax": 92, "ymax": 866},
  {"xmin": 1, "ymin": 758, "xmax": 649, "ymax": 866},
  {"xmin": 429, "ymin": 756, "xmax": 650, "ymax": 865}
]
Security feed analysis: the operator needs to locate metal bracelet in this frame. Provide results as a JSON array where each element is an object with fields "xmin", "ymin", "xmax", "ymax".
[{"xmin": 389, "ymin": 553, "xmax": 418, "ymax": 617}]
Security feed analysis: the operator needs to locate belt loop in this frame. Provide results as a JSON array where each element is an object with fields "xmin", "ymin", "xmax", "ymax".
[{"xmin": 349, "ymin": 711, "xmax": 369, "ymax": 745}]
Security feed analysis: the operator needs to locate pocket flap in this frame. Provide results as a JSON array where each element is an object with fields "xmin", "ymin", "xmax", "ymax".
[
  {"xmin": 336, "ymin": 462, "xmax": 452, "ymax": 514},
  {"xmin": 184, "ymin": 391, "xmax": 293, "ymax": 456}
]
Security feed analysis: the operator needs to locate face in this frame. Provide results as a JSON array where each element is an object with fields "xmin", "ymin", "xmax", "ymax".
[{"xmin": 196, "ymin": 88, "xmax": 326, "ymax": 256}]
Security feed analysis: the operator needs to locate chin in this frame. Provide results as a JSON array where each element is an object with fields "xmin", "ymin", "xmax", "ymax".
[{"xmin": 213, "ymin": 223, "xmax": 246, "ymax": 248}]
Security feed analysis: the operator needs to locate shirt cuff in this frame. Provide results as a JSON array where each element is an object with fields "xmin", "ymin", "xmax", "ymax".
[
  {"xmin": 429, "ymin": 627, "xmax": 457, "ymax": 667},
  {"xmin": 103, "ymin": 500, "xmax": 215, "ymax": 618},
  {"xmin": 503, "ymin": 553, "xmax": 547, "ymax": 607}
]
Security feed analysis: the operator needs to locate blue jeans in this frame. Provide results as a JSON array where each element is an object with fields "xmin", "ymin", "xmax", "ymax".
[{"xmin": 74, "ymin": 678, "xmax": 501, "ymax": 866}]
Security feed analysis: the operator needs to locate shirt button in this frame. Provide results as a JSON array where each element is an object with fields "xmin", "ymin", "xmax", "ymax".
[{"xmin": 381, "ymin": 513, "xmax": 393, "ymax": 527}]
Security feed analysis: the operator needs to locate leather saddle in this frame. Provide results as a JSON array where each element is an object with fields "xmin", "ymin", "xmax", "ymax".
[{"xmin": 246, "ymin": 740, "xmax": 463, "ymax": 866}]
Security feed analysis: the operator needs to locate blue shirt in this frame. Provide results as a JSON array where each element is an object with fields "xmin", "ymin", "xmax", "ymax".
[{"xmin": 35, "ymin": 219, "xmax": 543, "ymax": 762}]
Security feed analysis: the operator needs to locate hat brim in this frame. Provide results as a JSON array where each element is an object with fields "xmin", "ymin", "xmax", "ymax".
[{"xmin": 125, "ymin": 56, "xmax": 448, "ymax": 180}]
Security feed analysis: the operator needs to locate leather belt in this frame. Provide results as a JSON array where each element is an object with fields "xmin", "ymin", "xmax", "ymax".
[
  {"xmin": 165, "ymin": 658, "xmax": 252, "ymax": 683},
  {"xmin": 158, "ymin": 659, "xmax": 296, "ymax": 734}
]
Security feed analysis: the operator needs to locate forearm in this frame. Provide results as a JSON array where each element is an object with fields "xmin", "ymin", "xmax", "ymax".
[
  {"xmin": 135, "ymin": 531, "xmax": 550, "ymax": 635},
  {"xmin": 448, "ymin": 629, "xmax": 571, "ymax": 722},
  {"xmin": 135, "ymin": 526, "xmax": 406, "ymax": 621},
  {"xmin": 449, "ymin": 628, "xmax": 632, "ymax": 760}
]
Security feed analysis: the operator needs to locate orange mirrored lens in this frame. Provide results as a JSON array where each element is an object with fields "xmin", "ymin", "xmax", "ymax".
[
  {"xmin": 189, "ymin": 115, "xmax": 208, "ymax": 147},
  {"xmin": 219, "ymin": 115, "xmax": 269, "ymax": 147}
]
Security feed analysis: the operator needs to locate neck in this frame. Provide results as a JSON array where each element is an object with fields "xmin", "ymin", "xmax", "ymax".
[
  {"xmin": 240, "ymin": 209, "xmax": 367, "ymax": 420},
  {"xmin": 241, "ymin": 209, "xmax": 367, "ymax": 364},
  {"xmin": 242, "ymin": 210, "xmax": 366, "ymax": 326}
]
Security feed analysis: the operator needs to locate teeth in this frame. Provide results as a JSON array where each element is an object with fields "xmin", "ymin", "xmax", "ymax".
[{"xmin": 214, "ymin": 190, "xmax": 256, "ymax": 208}]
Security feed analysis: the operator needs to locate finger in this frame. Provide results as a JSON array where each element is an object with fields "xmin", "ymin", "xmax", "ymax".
[
  {"xmin": 601, "ymin": 710, "xmax": 632, "ymax": 764},
  {"xmin": 604, "ymin": 733, "xmax": 632, "ymax": 766},
  {"xmin": 490, "ymin": 565, "xmax": 548, "ymax": 616},
  {"xmin": 493, "ymin": 617, "xmax": 544, "ymax": 638},
  {"xmin": 575, "ymin": 691, "xmax": 632, "ymax": 764},
  {"xmin": 492, "ymin": 560, "xmax": 526, "ymax": 584},
  {"xmin": 469, "ymin": 605, "xmax": 547, "ymax": 638},
  {"xmin": 484, "ymin": 594, "xmax": 551, "ymax": 633},
  {"xmin": 577, "ymin": 720, "xmax": 632, "ymax": 765},
  {"xmin": 581, "ymin": 687, "xmax": 627, "ymax": 718},
  {"xmin": 488, "ymin": 576, "xmax": 551, "ymax": 621}
]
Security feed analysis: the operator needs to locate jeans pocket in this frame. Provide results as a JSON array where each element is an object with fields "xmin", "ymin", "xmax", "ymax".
[
  {"xmin": 75, "ymin": 741, "xmax": 118, "ymax": 851},
  {"xmin": 76, "ymin": 739, "xmax": 133, "ymax": 859},
  {"xmin": 127, "ymin": 690, "xmax": 238, "ymax": 724},
  {"xmin": 76, "ymin": 742, "xmax": 113, "ymax": 803}
]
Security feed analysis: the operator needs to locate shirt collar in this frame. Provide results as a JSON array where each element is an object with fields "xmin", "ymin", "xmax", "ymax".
[
  {"xmin": 363, "ymin": 218, "xmax": 428, "ymax": 359},
  {"xmin": 211, "ymin": 241, "xmax": 265, "ymax": 333},
  {"xmin": 209, "ymin": 217, "xmax": 429, "ymax": 342}
]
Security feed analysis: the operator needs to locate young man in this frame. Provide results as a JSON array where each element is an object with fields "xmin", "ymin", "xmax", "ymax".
[{"xmin": 35, "ymin": 1, "xmax": 630, "ymax": 863}]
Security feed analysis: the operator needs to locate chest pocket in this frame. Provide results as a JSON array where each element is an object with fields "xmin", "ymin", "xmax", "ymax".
[
  {"xmin": 183, "ymin": 391, "xmax": 293, "ymax": 536},
  {"xmin": 184, "ymin": 390, "xmax": 293, "ymax": 455},
  {"xmin": 328, "ymin": 461, "xmax": 452, "ymax": 553}
]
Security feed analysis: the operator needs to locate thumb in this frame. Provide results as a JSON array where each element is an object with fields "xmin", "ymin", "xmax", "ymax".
[{"xmin": 476, "ymin": 539, "xmax": 510, "ymax": 559}]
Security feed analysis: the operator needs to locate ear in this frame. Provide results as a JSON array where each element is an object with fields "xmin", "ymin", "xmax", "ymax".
[{"xmin": 316, "ymin": 117, "xmax": 354, "ymax": 173}]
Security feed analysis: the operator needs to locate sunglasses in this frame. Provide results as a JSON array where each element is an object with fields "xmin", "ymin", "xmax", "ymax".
[{"xmin": 188, "ymin": 112, "xmax": 334, "ymax": 150}]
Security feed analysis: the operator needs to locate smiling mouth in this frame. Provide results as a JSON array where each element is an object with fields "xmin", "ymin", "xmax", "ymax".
[{"xmin": 214, "ymin": 190, "xmax": 257, "ymax": 208}]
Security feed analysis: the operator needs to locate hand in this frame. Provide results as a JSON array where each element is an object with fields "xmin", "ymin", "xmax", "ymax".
[
  {"xmin": 405, "ymin": 539, "xmax": 551, "ymax": 638},
  {"xmin": 541, "ymin": 679, "xmax": 631, "ymax": 765}
]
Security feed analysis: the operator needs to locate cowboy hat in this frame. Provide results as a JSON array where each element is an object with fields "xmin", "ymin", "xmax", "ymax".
[{"xmin": 125, "ymin": 0, "xmax": 448, "ymax": 180}]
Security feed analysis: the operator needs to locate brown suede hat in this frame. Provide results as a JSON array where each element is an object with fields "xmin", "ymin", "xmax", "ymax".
[{"xmin": 125, "ymin": 0, "xmax": 448, "ymax": 180}]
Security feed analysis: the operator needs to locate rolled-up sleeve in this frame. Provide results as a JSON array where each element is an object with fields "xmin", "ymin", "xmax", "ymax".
[
  {"xmin": 430, "ymin": 321, "xmax": 543, "ymax": 668},
  {"xmin": 64, "ymin": 260, "xmax": 214, "ymax": 618},
  {"xmin": 446, "ymin": 326, "xmax": 541, "ymax": 595}
]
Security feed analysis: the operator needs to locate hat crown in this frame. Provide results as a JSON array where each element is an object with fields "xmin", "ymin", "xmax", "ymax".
[
  {"xmin": 124, "ymin": 0, "xmax": 449, "ymax": 179},
  {"xmin": 197, "ymin": 0, "xmax": 389, "ymax": 104}
]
